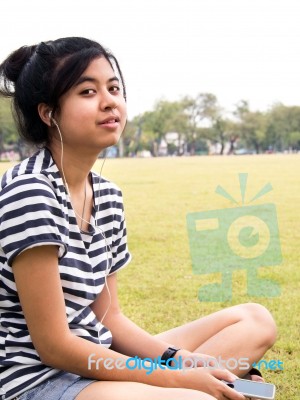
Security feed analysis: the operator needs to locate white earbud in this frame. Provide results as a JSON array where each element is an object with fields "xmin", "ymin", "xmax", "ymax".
[{"xmin": 49, "ymin": 110, "xmax": 59, "ymax": 128}]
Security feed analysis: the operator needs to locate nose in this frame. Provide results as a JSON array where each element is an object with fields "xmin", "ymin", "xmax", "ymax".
[{"xmin": 99, "ymin": 89, "xmax": 118, "ymax": 111}]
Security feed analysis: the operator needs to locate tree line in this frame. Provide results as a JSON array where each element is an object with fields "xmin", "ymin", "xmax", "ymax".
[
  {"xmin": 1, "ymin": 94, "xmax": 300, "ymax": 159},
  {"xmin": 0, "ymin": 98, "xmax": 33, "ymax": 160},
  {"xmin": 122, "ymin": 94, "xmax": 300, "ymax": 156}
]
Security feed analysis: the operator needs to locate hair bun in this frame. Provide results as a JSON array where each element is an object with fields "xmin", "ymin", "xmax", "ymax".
[{"xmin": 0, "ymin": 45, "xmax": 37, "ymax": 90}]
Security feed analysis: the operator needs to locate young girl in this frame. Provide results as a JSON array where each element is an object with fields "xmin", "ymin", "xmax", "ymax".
[{"xmin": 0, "ymin": 37, "xmax": 276, "ymax": 400}]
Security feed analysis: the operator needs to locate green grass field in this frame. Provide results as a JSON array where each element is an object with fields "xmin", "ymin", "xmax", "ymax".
[{"xmin": 1, "ymin": 153, "xmax": 299, "ymax": 398}]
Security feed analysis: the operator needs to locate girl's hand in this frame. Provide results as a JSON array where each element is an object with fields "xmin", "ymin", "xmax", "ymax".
[{"xmin": 176, "ymin": 367, "xmax": 246, "ymax": 400}]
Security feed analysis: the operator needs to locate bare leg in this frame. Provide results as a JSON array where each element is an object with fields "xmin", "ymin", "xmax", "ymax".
[
  {"xmin": 75, "ymin": 381, "xmax": 216, "ymax": 400},
  {"xmin": 76, "ymin": 303, "xmax": 274, "ymax": 399},
  {"xmin": 155, "ymin": 303, "xmax": 276, "ymax": 376}
]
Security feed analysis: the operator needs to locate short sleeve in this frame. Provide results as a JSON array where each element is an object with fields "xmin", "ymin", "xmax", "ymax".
[
  {"xmin": 109, "ymin": 194, "xmax": 131, "ymax": 275},
  {"xmin": 0, "ymin": 175, "xmax": 69, "ymax": 266}
]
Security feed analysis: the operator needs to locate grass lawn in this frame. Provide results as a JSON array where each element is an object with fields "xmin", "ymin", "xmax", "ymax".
[{"xmin": 1, "ymin": 153, "xmax": 299, "ymax": 398}]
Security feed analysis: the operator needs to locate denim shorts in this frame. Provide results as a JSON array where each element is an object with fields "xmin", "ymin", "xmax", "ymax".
[{"xmin": 16, "ymin": 371, "xmax": 96, "ymax": 400}]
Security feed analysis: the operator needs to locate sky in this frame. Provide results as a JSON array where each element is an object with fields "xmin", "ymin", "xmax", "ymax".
[{"xmin": 1, "ymin": 0, "xmax": 300, "ymax": 119}]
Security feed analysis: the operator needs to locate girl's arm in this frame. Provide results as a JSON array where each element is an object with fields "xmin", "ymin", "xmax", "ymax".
[
  {"xmin": 12, "ymin": 245, "xmax": 160, "ymax": 382},
  {"xmin": 91, "ymin": 272, "xmax": 216, "ymax": 365},
  {"xmin": 90, "ymin": 272, "xmax": 179, "ymax": 359},
  {"xmin": 12, "ymin": 245, "xmax": 243, "ymax": 399}
]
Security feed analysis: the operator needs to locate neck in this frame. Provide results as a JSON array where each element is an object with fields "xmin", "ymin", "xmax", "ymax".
[
  {"xmin": 47, "ymin": 142, "xmax": 98, "ymax": 191},
  {"xmin": 46, "ymin": 143, "xmax": 96, "ymax": 232}
]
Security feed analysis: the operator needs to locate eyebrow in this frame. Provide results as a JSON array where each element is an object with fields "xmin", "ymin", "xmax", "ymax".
[{"xmin": 75, "ymin": 75, "xmax": 120, "ymax": 86}]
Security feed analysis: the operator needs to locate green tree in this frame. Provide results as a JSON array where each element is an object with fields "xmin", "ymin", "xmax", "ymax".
[
  {"xmin": 266, "ymin": 104, "xmax": 300, "ymax": 151},
  {"xmin": 234, "ymin": 101, "xmax": 267, "ymax": 154},
  {"xmin": 121, "ymin": 116, "xmax": 143, "ymax": 156},
  {"xmin": 184, "ymin": 93, "xmax": 231, "ymax": 155},
  {"xmin": 287, "ymin": 131, "xmax": 300, "ymax": 150},
  {"xmin": 0, "ymin": 98, "xmax": 17, "ymax": 154},
  {"xmin": 141, "ymin": 99, "xmax": 188, "ymax": 156}
]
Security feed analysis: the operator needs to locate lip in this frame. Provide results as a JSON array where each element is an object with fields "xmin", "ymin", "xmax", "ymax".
[{"xmin": 98, "ymin": 115, "xmax": 120, "ymax": 125}]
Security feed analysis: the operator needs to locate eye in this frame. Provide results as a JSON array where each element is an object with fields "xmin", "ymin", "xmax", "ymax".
[
  {"xmin": 80, "ymin": 88, "xmax": 96, "ymax": 95},
  {"xmin": 109, "ymin": 85, "xmax": 120, "ymax": 93}
]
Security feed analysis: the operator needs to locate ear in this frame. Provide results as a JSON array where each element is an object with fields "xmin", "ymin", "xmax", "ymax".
[{"xmin": 38, "ymin": 103, "xmax": 52, "ymax": 127}]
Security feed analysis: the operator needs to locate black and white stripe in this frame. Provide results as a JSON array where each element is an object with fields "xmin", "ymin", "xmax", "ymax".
[{"xmin": 0, "ymin": 148, "xmax": 131, "ymax": 399}]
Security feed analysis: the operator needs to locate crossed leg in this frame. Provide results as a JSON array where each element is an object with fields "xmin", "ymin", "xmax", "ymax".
[
  {"xmin": 76, "ymin": 302, "xmax": 276, "ymax": 399},
  {"xmin": 76, "ymin": 382, "xmax": 216, "ymax": 400},
  {"xmin": 155, "ymin": 302, "xmax": 277, "ymax": 376}
]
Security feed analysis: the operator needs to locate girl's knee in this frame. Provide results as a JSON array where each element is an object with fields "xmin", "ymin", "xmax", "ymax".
[{"xmin": 240, "ymin": 303, "xmax": 277, "ymax": 347}]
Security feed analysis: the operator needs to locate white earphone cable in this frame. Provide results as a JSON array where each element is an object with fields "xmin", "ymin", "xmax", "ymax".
[{"xmin": 51, "ymin": 115, "xmax": 112, "ymax": 343}]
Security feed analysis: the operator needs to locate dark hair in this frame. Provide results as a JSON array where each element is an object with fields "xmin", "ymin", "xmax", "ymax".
[{"xmin": 0, "ymin": 37, "xmax": 126, "ymax": 146}]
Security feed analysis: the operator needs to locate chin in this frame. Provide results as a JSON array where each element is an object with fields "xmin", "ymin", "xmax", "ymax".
[{"xmin": 106, "ymin": 134, "xmax": 122, "ymax": 147}]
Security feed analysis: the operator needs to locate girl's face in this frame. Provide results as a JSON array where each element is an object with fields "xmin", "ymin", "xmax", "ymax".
[{"xmin": 53, "ymin": 57, "xmax": 127, "ymax": 153}]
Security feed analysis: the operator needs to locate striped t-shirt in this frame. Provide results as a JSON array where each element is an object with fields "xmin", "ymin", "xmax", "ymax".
[{"xmin": 0, "ymin": 148, "xmax": 131, "ymax": 399}]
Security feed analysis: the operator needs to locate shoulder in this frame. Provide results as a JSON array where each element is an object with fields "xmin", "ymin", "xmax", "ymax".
[
  {"xmin": 1, "ymin": 148, "xmax": 54, "ymax": 188},
  {"xmin": 91, "ymin": 172, "xmax": 124, "ymax": 205},
  {"xmin": 0, "ymin": 148, "xmax": 62, "ymax": 202},
  {"xmin": 91, "ymin": 171, "xmax": 122, "ymax": 195},
  {"xmin": 0, "ymin": 175, "xmax": 58, "ymax": 211},
  {"xmin": 91, "ymin": 172, "xmax": 126, "ymax": 219}
]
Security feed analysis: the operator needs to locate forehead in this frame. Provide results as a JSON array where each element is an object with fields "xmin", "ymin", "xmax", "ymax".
[{"xmin": 79, "ymin": 57, "xmax": 116, "ymax": 82}]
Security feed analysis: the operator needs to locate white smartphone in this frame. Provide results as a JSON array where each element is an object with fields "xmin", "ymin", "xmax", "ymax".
[{"xmin": 224, "ymin": 378, "xmax": 276, "ymax": 400}]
